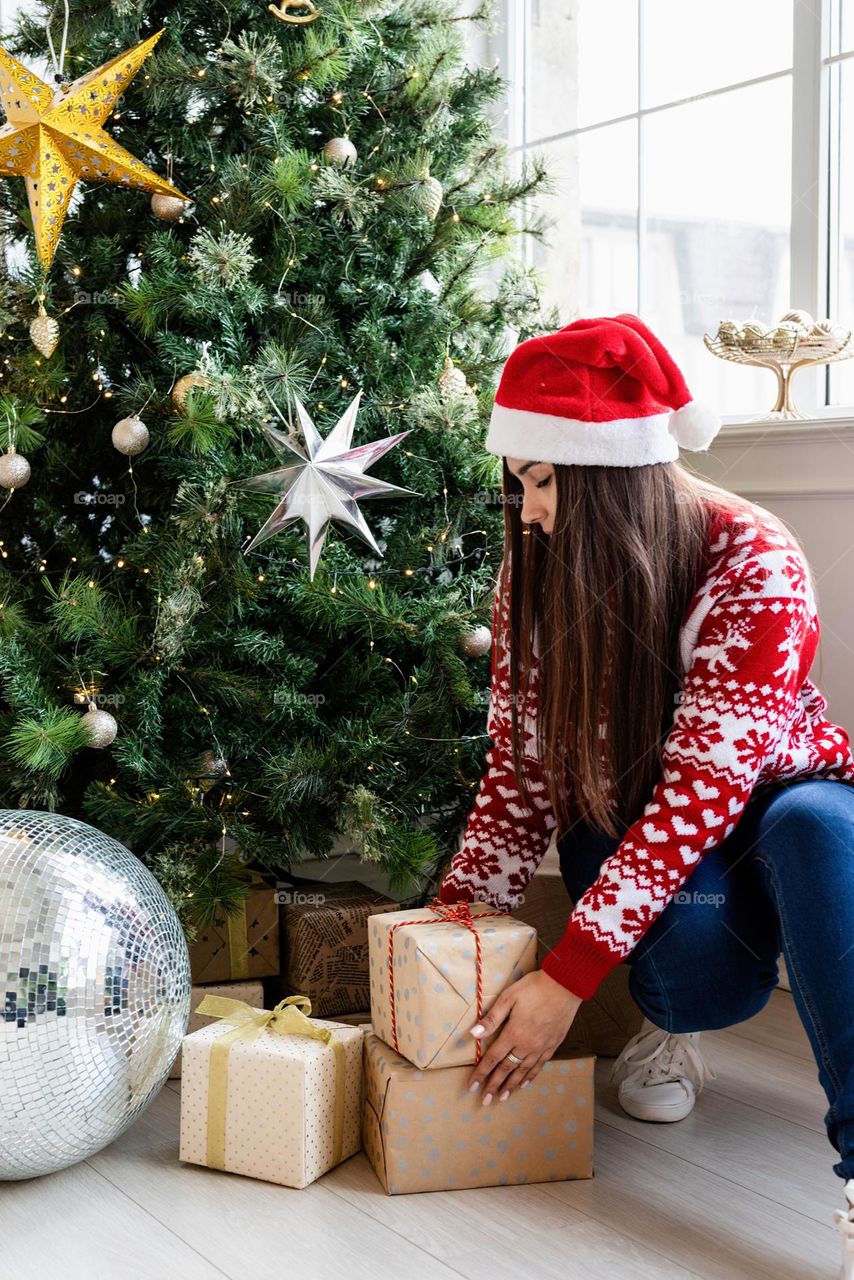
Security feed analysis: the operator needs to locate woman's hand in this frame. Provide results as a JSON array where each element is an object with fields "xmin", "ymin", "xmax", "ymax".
[{"xmin": 465, "ymin": 969, "xmax": 582, "ymax": 1105}]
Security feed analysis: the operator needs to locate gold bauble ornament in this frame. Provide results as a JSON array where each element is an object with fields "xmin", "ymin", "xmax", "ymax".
[
  {"xmin": 437, "ymin": 355, "xmax": 469, "ymax": 397},
  {"xmin": 0, "ymin": 448, "xmax": 31, "ymax": 489},
  {"xmin": 172, "ymin": 372, "xmax": 209, "ymax": 411},
  {"xmin": 29, "ymin": 300, "xmax": 60, "ymax": 357},
  {"xmin": 0, "ymin": 29, "xmax": 189, "ymax": 269},
  {"xmin": 769, "ymin": 323, "xmax": 800, "ymax": 350},
  {"xmin": 459, "ymin": 625, "xmax": 492, "ymax": 658},
  {"xmin": 716, "ymin": 320, "xmax": 741, "ymax": 347},
  {"xmin": 112, "ymin": 415, "xmax": 150, "ymax": 455},
  {"xmin": 417, "ymin": 173, "xmax": 443, "ymax": 221},
  {"xmin": 151, "ymin": 192, "xmax": 189, "ymax": 222},
  {"xmin": 740, "ymin": 321, "xmax": 766, "ymax": 349},
  {"xmin": 80, "ymin": 706, "xmax": 118, "ymax": 748},
  {"xmin": 268, "ymin": 0, "xmax": 321, "ymax": 21},
  {"xmin": 322, "ymin": 136, "xmax": 357, "ymax": 168}
]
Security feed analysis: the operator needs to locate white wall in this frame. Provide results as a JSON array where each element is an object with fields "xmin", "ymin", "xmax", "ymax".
[{"xmin": 690, "ymin": 414, "xmax": 854, "ymax": 735}]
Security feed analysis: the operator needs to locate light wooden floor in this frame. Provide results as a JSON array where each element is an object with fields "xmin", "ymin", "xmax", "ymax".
[{"xmin": 1, "ymin": 988, "xmax": 847, "ymax": 1280}]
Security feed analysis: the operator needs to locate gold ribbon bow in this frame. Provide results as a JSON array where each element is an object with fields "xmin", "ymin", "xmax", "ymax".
[{"xmin": 194, "ymin": 992, "xmax": 346, "ymax": 1171}]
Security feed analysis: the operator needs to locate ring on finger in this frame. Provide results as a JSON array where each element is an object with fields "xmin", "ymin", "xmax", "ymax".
[{"xmin": 504, "ymin": 1050, "xmax": 525, "ymax": 1066}]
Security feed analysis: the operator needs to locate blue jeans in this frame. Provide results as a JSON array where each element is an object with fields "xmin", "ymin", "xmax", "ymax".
[{"xmin": 556, "ymin": 777, "xmax": 854, "ymax": 1182}]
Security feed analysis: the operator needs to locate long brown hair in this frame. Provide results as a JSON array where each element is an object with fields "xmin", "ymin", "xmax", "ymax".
[{"xmin": 501, "ymin": 459, "xmax": 759, "ymax": 841}]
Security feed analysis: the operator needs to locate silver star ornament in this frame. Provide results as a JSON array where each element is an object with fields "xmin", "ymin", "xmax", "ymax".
[{"xmin": 240, "ymin": 389, "xmax": 422, "ymax": 579}]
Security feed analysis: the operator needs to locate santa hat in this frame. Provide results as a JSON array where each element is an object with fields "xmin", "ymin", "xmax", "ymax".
[{"xmin": 485, "ymin": 313, "xmax": 721, "ymax": 467}]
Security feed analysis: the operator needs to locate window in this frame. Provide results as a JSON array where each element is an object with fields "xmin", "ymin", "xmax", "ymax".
[
  {"xmin": 497, "ymin": 0, "xmax": 854, "ymax": 418},
  {"xmin": 830, "ymin": 0, "xmax": 854, "ymax": 406}
]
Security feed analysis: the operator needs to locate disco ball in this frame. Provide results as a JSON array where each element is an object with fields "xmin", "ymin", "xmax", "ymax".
[{"xmin": 0, "ymin": 810, "xmax": 191, "ymax": 1179}]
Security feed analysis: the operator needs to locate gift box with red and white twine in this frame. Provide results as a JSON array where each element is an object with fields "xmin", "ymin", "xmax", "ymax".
[{"xmin": 367, "ymin": 899, "xmax": 537, "ymax": 1070}]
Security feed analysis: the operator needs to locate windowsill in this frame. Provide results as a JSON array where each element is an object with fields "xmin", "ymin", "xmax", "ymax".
[{"xmin": 720, "ymin": 406, "xmax": 854, "ymax": 432}]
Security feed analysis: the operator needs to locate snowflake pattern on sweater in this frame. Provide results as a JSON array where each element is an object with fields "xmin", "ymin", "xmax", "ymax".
[{"xmin": 438, "ymin": 500, "xmax": 854, "ymax": 1000}]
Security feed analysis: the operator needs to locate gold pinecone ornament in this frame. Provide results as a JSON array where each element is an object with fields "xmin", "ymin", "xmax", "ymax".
[
  {"xmin": 29, "ymin": 299, "xmax": 60, "ymax": 358},
  {"xmin": 437, "ymin": 355, "xmax": 469, "ymax": 398},
  {"xmin": 417, "ymin": 172, "xmax": 443, "ymax": 221}
]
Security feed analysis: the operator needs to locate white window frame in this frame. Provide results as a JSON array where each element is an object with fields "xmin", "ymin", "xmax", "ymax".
[{"xmin": 486, "ymin": 0, "xmax": 854, "ymax": 413}]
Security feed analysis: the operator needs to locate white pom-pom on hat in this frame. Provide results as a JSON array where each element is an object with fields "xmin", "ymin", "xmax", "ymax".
[{"xmin": 668, "ymin": 399, "xmax": 721, "ymax": 452}]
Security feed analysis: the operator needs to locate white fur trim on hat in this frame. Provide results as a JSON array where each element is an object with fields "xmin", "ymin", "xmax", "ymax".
[
  {"xmin": 667, "ymin": 400, "xmax": 721, "ymax": 452},
  {"xmin": 485, "ymin": 403, "xmax": 679, "ymax": 467}
]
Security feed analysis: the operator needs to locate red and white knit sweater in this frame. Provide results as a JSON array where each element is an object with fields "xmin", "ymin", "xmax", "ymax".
[{"xmin": 438, "ymin": 500, "xmax": 854, "ymax": 1001}]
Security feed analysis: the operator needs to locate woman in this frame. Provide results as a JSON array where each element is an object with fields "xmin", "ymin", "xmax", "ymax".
[{"xmin": 436, "ymin": 313, "xmax": 854, "ymax": 1275}]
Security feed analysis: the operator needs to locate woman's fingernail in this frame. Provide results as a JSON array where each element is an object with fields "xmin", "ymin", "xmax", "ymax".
[
  {"xmin": 521, "ymin": 1080, "xmax": 532, "ymax": 1089},
  {"xmin": 482, "ymin": 1092, "xmax": 493, "ymax": 1106},
  {"xmin": 468, "ymin": 1080, "xmax": 480, "ymax": 1093},
  {"xmin": 470, "ymin": 1024, "xmax": 485, "ymax": 1037},
  {"xmin": 499, "ymin": 1089, "xmax": 510, "ymax": 1102}
]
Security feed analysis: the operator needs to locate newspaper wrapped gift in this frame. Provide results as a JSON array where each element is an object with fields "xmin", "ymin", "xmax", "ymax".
[
  {"xmin": 362, "ymin": 1031, "xmax": 595, "ymax": 1194},
  {"xmin": 178, "ymin": 993, "xmax": 362, "ymax": 1188},
  {"xmin": 281, "ymin": 880, "xmax": 400, "ymax": 1017},
  {"xmin": 169, "ymin": 979, "xmax": 265, "ymax": 1079},
  {"xmin": 368, "ymin": 899, "xmax": 537, "ymax": 1070}
]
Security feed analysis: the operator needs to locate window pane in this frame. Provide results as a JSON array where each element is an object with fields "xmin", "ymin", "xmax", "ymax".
[
  {"xmin": 529, "ymin": 120, "xmax": 639, "ymax": 319},
  {"xmin": 526, "ymin": 0, "xmax": 638, "ymax": 142},
  {"xmin": 829, "ymin": 59, "xmax": 854, "ymax": 407},
  {"xmin": 641, "ymin": 78, "xmax": 792, "ymax": 416},
  {"xmin": 642, "ymin": 0, "xmax": 792, "ymax": 110},
  {"xmin": 830, "ymin": 0, "xmax": 854, "ymax": 56}
]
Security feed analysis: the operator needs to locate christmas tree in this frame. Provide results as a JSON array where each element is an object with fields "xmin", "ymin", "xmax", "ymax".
[{"xmin": 0, "ymin": 0, "xmax": 555, "ymax": 935}]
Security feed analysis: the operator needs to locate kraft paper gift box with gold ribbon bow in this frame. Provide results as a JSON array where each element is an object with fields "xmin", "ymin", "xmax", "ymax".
[
  {"xmin": 187, "ymin": 871, "xmax": 280, "ymax": 985},
  {"xmin": 367, "ymin": 900, "xmax": 537, "ymax": 1070},
  {"xmin": 178, "ymin": 993, "xmax": 363, "ymax": 1188}
]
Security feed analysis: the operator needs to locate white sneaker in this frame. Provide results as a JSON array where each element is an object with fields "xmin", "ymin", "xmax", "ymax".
[
  {"xmin": 833, "ymin": 1178, "xmax": 854, "ymax": 1280},
  {"xmin": 609, "ymin": 1016, "xmax": 717, "ymax": 1122}
]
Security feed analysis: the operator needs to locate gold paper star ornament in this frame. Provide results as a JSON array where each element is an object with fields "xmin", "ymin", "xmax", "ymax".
[{"xmin": 0, "ymin": 28, "xmax": 188, "ymax": 268}]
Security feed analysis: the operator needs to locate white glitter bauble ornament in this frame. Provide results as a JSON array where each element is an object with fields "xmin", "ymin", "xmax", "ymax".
[
  {"xmin": 151, "ymin": 192, "xmax": 188, "ymax": 221},
  {"xmin": 0, "ymin": 449, "xmax": 31, "ymax": 489},
  {"xmin": 459, "ymin": 625, "xmax": 491, "ymax": 658},
  {"xmin": 0, "ymin": 809, "xmax": 190, "ymax": 1179},
  {"xmin": 322, "ymin": 136, "xmax": 357, "ymax": 168},
  {"xmin": 81, "ymin": 706, "xmax": 118, "ymax": 748},
  {"xmin": 112, "ymin": 415, "xmax": 150, "ymax": 456}
]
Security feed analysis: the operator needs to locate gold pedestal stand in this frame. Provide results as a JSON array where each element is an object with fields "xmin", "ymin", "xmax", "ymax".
[{"xmin": 704, "ymin": 323, "xmax": 854, "ymax": 422}]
